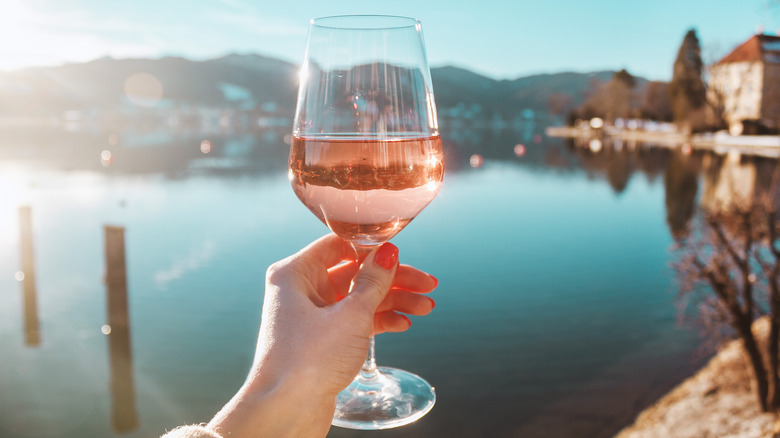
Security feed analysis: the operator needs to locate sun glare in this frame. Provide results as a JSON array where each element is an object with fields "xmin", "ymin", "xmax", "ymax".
[
  {"xmin": 0, "ymin": 0, "xmax": 156, "ymax": 71},
  {"xmin": 0, "ymin": 1, "xmax": 98, "ymax": 70},
  {"xmin": 0, "ymin": 1, "xmax": 45, "ymax": 70}
]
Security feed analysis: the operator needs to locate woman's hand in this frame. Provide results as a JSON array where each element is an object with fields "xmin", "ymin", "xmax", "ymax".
[{"xmin": 206, "ymin": 234, "xmax": 437, "ymax": 438}]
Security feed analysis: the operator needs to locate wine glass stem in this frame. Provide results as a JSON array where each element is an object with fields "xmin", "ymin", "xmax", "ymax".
[
  {"xmin": 351, "ymin": 243, "xmax": 382, "ymax": 383},
  {"xmin": 360, "ymin": 336, "xmax": 378, "ymax": 381}
]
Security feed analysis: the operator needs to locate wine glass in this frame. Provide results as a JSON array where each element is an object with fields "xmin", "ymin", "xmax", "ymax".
[{"xmin": 288, "ymin": 15, "xmax": 443, "ymax": 429}]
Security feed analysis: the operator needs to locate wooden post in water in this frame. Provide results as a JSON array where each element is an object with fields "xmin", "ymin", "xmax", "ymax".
[
  {"xmin": 19, "ymin": 206, "xmax": 40, "ymax": 346},
  {"xmin": 104, "ymin": 225, "xmax": 138, "ymax": 432}
]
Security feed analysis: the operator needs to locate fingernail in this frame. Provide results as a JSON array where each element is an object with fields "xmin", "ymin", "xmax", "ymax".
[
  {"xmin": 427, "ymin": 297, "xmax": 436, "ymax": 310},
  {"xmin": 400, "ymin": 314, "xmax": 411, "ymax": 327},
  {"xmin": 428, "ymin": 274, "xmax": 439, "ymax": 288},
  {"xmin": 374, "ymin": 242, "xmax": 398, "ymax": 270}
]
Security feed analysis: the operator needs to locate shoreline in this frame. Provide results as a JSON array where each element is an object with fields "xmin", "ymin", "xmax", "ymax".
[
  {"xmin": 614, "ymin": 318, "xmax": 778, "ymax": 438},
  {"xmin": 545, "ymin": 126, "xmax": 780, "ymax": 159}
]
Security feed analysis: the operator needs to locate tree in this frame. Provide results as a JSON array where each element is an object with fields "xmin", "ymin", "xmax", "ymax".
[
  {"xmin": 669, "ymin": 29, "xmax": 707, "ymax": 133},
  {"xmin": 573, "ymin": 70, "xmax": 639, "ymax": 124},
  {"xmin": 640, "ymin": 81, "xmax": 673, "ymax": 122},
  {"xmin": 613, "ymin": 69, "xmax": 636, "ymax": 89},
  {"xmin": 674, "ymin": 162, "xmax": 780, "ymax": 411},
  {"xmin": 547, "ymin": 93, "xmax": 574, "ymax": 117},
  {"xmin": 705, "ymin": 78, "xmax": 729, "ymax": 130},
  {"xmin": 603, "ymin": 69, "xmax": 638, "ymax": 122}
]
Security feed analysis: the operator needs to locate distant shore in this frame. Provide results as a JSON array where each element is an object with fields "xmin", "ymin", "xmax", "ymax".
[{"xmin": 546, "ymin": 126, "xmax": 780, "ymax": 159}]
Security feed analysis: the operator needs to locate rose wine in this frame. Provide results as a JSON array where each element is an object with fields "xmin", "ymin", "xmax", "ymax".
[{"xmin": 289, "ymin": 134, "xmax": 444, "ymax": 246}]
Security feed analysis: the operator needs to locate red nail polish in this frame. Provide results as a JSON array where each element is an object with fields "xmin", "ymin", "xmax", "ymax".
[
  {"xmin": 374, "ymin": 243, "xmax": 399, "ymax": 270},
  {"xmin": 427, "ymin": 297, "xmax": 436, "ymax": 310},
  {"xmin": 429, "ymin": 274, "xmax": 439, "ymax": 288},
  {"xmin": 400, "ymin": 314, "xmax": 411, "ymax": 326}
]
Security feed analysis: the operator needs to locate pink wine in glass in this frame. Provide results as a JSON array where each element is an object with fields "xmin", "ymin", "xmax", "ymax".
[{"xmin": 289, "ymin": 134, "xmax": 444, "ymax": 246}]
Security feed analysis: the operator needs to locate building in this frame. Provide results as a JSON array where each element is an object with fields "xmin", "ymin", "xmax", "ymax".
[{"xmin": 708, "ymin": 33, "xmax": 780, "ymax": 135}]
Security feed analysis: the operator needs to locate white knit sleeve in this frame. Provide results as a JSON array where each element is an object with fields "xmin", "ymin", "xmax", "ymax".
[{"xmin": 161, "ymin": 425, "xmax": 223, "ymax": 438}]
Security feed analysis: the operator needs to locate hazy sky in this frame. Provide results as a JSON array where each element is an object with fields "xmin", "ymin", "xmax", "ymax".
[{"xmin": 2, "ymin": 0, "xmax": 778, "ymax": 80}]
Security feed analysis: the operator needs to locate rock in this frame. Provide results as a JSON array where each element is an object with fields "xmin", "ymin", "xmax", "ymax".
[{"xmin": 615, "ymin": 318, "xmax": 778, "ymax": 438}]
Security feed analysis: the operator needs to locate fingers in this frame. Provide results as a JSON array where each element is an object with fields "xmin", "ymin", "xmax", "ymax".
[
  {"xmin": 328, "ymin": 263, "xmax": 437, "ymax": 299},
  {"xmin": 295, "ymin": 233, "xmax": 354, "ymax": 269},
  {"xmin": 342, "ymin": 243, "xmax": 398, "ymax": 314},
  {"xmin": 376, "ymin": 290, "xmax": 435, "ymax": 315},
  {"xmin": 327, "ymin": 261, "xmax": 359, "ymax": 300},
  {"xmin": 373, "ymin": 290, "xmax": 436, "ymax": 335},
  {"xmin": 374, "ymin": 311, "xmax": 412, "ymax": 334},
  {"xmin": 391, "ymin": 266, "xmax": 438, "ymax": 293},
  {"xmin": 331, "ymin": 242, "xmax": 438, "ymax": 337}
]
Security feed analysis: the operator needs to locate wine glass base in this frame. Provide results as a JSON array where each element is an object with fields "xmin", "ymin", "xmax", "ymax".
[{"xmin": 332, "ymin": 366, "xmax": 436, "ymax": 430}]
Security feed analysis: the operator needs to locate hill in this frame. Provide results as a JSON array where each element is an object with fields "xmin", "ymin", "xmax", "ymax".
[
  {"xmin": 0, "ymin": 54, "xmax": 299, "ymax": 116},
  {"xmin": 0, "ymin": 54, "xmax": 635, "ymax": 120},
  {"xmin": 432, "ymin": 67, "xmax": 616, "ymax": 114}
]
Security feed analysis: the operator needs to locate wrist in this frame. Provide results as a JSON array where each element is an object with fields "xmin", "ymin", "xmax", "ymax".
[{"xmin": 208, "ymin": 372, "xmax": 336, "ymax": 438}]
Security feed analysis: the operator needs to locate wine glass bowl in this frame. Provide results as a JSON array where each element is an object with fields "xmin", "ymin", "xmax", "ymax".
[
  {"xmin": 289, "ymin": 15, "xmax": 442, "ymax": 429},
  {"xmin": 288, "ymin": 134, "xmax": 444, "ymax": 247}
]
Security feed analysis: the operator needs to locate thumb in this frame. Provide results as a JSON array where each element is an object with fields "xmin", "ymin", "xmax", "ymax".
[{"xmin": 343, "ymin": 243, "xmax": 399, "ymax": 314}]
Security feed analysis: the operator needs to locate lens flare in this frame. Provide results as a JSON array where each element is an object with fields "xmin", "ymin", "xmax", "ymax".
[
  {"xmin": 100, "ymin": 150, "xmax": 113, "ymax": 166},
  {"xmin": 124, "ymin": 72, "xmax": 164, "ymax": 107}
]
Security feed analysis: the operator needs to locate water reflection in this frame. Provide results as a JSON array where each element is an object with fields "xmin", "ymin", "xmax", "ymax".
[
  {"xmin": 565, "ymin": 136, "xmax": 668, "ymax": 192},
  {"xmin": 0, "ymin": 125, "xmax": 291, "ymax": 178},
  {"xmin": 664, "ymin": 151, "xmax": 700, "ymax": 240},
  {"xmin": 699, "ymin": 151, "xmax": 776, "ymax": 214},
  {"xmin": 104, "ymin": 226, "xmax": 138, "ymax": 433},
  {"xmin": 562, "ymin": 135, "xmax": 779, "ymax": 240},
  {"xmin": 18, "ymin": 206, "xmax": 40, "ymax": 346},
  {"xmin": 4, "ymin": 122, "xmax": 778, "ymax": 246}
]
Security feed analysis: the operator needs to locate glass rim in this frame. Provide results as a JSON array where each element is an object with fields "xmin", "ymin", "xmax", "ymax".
[{"xmin": 310, "ymin": 15, "xmax": 419, "ymax": 30}]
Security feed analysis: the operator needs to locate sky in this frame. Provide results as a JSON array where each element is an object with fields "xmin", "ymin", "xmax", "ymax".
[{"xmin": 1, "ymin": 0, "xmax": 779, "ymax": 81}]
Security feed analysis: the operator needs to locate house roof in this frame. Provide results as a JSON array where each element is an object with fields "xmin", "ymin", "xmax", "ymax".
[{"xmin": 715, "ymin": 33, "xmax": 780, "ymax": 65}]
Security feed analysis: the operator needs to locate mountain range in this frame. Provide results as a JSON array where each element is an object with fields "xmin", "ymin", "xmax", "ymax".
[{"xmin": 0, "ymin": 53, "xmax": 626, "ymax": 119}]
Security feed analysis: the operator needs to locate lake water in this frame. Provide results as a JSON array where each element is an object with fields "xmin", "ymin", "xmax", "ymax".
[{"xmin": 1, "ymin": 125, "xmax": 760, "ymax": 438}]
